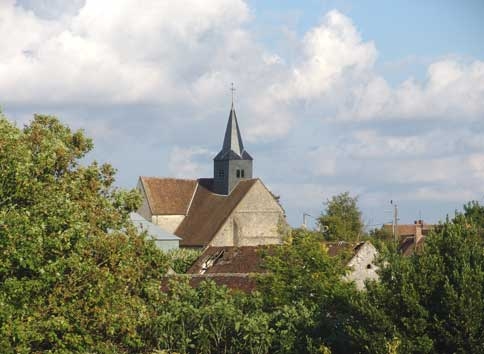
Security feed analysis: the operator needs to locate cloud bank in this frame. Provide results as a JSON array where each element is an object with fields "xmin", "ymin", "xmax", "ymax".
[{"xmin": 2, "ymin": 0, "xmax": 484, "ymax": 225}]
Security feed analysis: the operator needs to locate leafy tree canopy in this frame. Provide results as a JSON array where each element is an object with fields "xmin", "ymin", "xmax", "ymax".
[
  {"xmin": 258, "ymin": 229, "xmax": 358, "ymax": 353},
  {"xmin": 349, "ymin": 215, "xmax": 484, "ymax": 354},
  {"xmin": 318, "ymin": 192, "xmax": 363, "ymax": 241},
  {"xmin": 0, "ymin": 114, "xmax": 168, "ymax": 352}
]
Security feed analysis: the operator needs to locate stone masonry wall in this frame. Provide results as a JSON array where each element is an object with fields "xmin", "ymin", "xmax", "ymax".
[
  {"xmin": 210, "ymin": 180, "xmax": 284, "ymax": 247},
  {"xmin": 152, "ymin": 215, "xmax": 185, "ymax": 234},
  {"xmin": 345, "ymin": 242, "xmax": 379, "ymax": 290}
]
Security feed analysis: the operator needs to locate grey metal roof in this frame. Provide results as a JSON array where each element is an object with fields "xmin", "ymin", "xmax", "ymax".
[
  {"xmin": 129, "ymin": 212, "xmax": 181, "ymax": 241},
  {"xmin": 214, "ymin": 104, "xmax": 253, "ymax": 161}
]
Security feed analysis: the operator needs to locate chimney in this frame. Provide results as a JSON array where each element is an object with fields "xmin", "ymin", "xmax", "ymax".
[{"xmin": 414, "ymin": 220, "xmax": 423, "ymax": 248}]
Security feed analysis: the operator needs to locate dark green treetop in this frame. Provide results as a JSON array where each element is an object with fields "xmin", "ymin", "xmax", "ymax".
[{"xmin": 318, "ymin": 192, "xmax": 364, "ymax": 241}]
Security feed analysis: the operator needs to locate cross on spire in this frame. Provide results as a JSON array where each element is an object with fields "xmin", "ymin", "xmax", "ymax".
[{"xmin": 230, "ymin": 82, "xmax": 236, "ymax": 106}]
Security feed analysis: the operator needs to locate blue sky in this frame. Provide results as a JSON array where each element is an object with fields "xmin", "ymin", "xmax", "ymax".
[{"xmin": 2, "ymin": 0, "xmax": 484, "ymax": 228}]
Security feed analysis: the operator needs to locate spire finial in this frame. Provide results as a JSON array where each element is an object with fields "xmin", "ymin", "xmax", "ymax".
[{"xmin": 230, "ymin": 82, "xmax": 235, "ymax": 107}]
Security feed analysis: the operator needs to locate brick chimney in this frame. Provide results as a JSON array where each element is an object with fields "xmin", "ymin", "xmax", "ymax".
[{"xmin": 414, "ymin": 220, "xmax": 423, "ymax": 248}]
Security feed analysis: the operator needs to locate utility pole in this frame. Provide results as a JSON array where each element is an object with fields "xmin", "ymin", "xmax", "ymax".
[{"xmin": 390, "ymin": 200, "xmax": 399, "ymax": 243}]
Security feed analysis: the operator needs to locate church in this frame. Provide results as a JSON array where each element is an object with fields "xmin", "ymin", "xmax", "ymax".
[{"xmin": 136, "ymin": 102, "xmax": 286, "ymax": 248}]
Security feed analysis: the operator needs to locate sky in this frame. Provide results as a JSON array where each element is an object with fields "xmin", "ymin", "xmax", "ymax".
[{"xmin": 2, "ymin": 0, "xmax": 484, "ymax": 228}]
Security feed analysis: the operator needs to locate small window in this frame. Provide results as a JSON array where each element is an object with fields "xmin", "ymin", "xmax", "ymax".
[
  {"xmin": 241, "ymin": 169, "xmax": 245, "ymax": 178},
  {"xmin": 366, "ymin": 264, "xmax": 372, "ymax": 269},
  {"xmin": 218, "ymin": 169, "xmax": 224, "ymax": 178},
  {"xmin": 236, "ymin": 169, "xmax": 241, "ymax": 178}
]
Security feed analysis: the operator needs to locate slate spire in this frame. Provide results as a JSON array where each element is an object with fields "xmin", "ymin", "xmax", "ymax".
[
  {"xmin": 213, "ymin": 100, "xmax": 253, "ymax": 195},
  {"xmin": 215, "ymin": 104, "xmax": 252, "ymax": 160}
]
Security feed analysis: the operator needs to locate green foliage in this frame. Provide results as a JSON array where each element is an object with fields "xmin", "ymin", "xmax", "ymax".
[
  {"xmin": 143, "ymin": 278, "xmax": 273, "ymax": 354},
  {"xmin": 454, "ymin": 200, "xmax": 484, "ymax": 241},
  {"xmin": 348, "ymin": 218, "xmax": 484, "ymax": 354},
  {"xmin": 166, "ymin": 248, "xmax": 202, "ymax": 274},
  {"xmin": 318, "ymin": 192, "xmax": 363, "ymax": 241},
  {"xmin": 0, "ymin": 114, "xmax": 169, "ymax": 352},
  {"xmin": 258, "ymin": 229, "xmax": 358, "ymax": 353},
  {"xmin": 3, "ymin": 113, "xmax": 483, "ymax": 354}
]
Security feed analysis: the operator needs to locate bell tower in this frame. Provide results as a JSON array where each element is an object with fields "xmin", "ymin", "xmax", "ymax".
[{"xmin": 213, "ymin": 92, "xmax": 253, "ymax": 195}]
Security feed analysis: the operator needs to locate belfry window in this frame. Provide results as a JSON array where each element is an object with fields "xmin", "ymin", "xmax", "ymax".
[{"xmin": 236, "ymin": 169, "xmax": 245, "ymax": 178}]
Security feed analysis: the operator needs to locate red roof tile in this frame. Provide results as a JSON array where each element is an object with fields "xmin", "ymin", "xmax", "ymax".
[
  {"xmin": 383, "ymin": 223, "xmax": 434, "ymax": 239},
  {"xmin": 187, "ymin": 246, "xmax": 272, "ymax": 274},
  {"xmin": 398, "ymin": 236, "xmax": 426, "ymax": 256}
]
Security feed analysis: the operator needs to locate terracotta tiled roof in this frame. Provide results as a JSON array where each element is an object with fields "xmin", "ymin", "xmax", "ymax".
[
  {"xmin": 139, "ymin": 177, "xmax": 197, "ymax": 215},
  {"xmin": 163, "ymin": 245, "xmax": 272, "ymax": 293},
  {"xmin": 383, "ymin": 223, "xmax": 434, "ymax": 238},
  {"xmin": 187, "ymin": 246, "xmax": 272, "ymax": 274},
  {"xmin": 398, "ymin": 236, "xmax": 426, "ymax": 256},
  {"xmin": 160, "ymin": 274, "xmax": 257, "ymax": 293},
  {"xmin": 175, "ymin": 179, "xmax": 258, "ymax": 247}
]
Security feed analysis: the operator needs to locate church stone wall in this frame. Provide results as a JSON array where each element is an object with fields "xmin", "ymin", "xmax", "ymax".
[
  {"xmin": 152, "ymin": 215, "xmax": 185, "ymax": 234},
  {"xmin": 210, "ymin": 180, "xmax": 284, "ymax": 247}
]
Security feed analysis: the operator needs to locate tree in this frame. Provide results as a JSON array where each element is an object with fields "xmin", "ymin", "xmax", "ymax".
[
  {"xmin": 318, "ymin": 192, "xmax": 363, "ymax": 241},
  {"xmin": 348, "ymin": 217, "xmax": 484, "ymax": 354},
  {"xmin": 257, "ymin": 229, "xmax": 358, "ymax": 353},
  {"xmin": 0, "ymin": 114, "xmax": 169, "ymax": 352},
  {"xmin": 454, "ymin": 200, "xmax": 484, "ymax": 241}
]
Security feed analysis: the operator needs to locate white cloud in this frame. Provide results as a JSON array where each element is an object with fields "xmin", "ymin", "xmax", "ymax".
[
  {"xmin": 276, "ymin": 10, "xmax": 377, "ymax": 101},
  {"xmin": 168, "ymin": 146, "xmax": 212, "ymax": 178},
  {"xmin": 0, "ymin": 0, "xmax": 251, "ymax": 105},
  {"xmin": 343, "ymin": 58, "xmax": 484, "ymax": 121},
  {"xmin": 2, "ymin": 2, "xmax": 484, "ymax": 224}
]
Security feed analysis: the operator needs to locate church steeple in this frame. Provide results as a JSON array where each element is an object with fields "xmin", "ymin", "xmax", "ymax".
[
  {"xmin": 213, "ymin": 100, "xmax": 253, "ymax": 195},
  {"xmin": 214, "ymin": 104, "xmax": 252, "ymax": 161}
]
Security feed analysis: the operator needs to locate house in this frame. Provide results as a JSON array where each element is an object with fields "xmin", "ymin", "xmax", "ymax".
[
  {"xmin": 184, "ymin": 246, "xmax": 269, "ymax": 292},
  {"xmin": 166, "ymin": 241, "xmax": 379, "ymax": 293},
  {"xmin": 383, "ymin": 219, "xmax": 433, "ymax": 242},
  {"xmin": 137, "ymin": 102, "xmax": 285, "ymax": 248},
  {"xmin": 342, "ymin": 242, "xmax": 379, "ymax": 290},
  {"xmin": 397, "ymin": 220, "xmax": 430, "ymax": 256},
  {"xmin": 130, "ymin": 212, "xmax": 180, "ymax": 251},
  {"xmin": 324, "ymin": 241, "xmax": 379, "ymax": 290}
]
